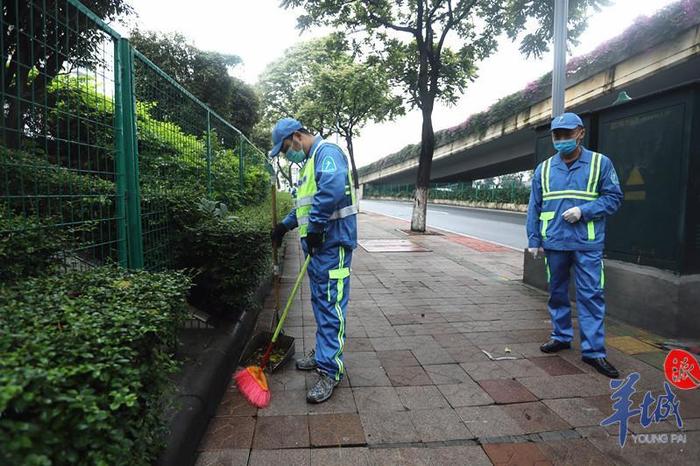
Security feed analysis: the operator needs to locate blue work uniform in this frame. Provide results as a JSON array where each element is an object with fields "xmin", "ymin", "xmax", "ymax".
[
  {"xmin": 526, "ymin": 147, "xmax": 623, "ymax": 358},
  {"xmin": 282, "ymin": 136, "xmax": 357, "ymax": 381}
]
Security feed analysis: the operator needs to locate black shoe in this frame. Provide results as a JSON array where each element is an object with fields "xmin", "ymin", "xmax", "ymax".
[
  {"xmin": 582, "ymin": 357, "xmax": 620, "ymax": 379},
  {"xmin": 540, "ymin": 339, "xmax": 572, "ymax": 353},
  {"xmin": 295, "ymin": 350, "xmax": 318, "ymax": 371},
  {"xmin": 306, "ymin": 372, "xmax": 340, "ymax": 404}
]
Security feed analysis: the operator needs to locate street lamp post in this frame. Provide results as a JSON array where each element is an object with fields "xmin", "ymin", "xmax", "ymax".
[{"xmin": 552, "ymin": 0, "xmax": 569, "ymax": 118}]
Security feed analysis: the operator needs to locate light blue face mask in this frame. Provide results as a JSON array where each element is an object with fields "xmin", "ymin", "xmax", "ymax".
[
  {"xmin": 284, "ymin": 139, "xmax": 307, "ymax": 163},
  {"xmin": 553, "ymin": 138, "xmax": 578, "ymax": 155}
]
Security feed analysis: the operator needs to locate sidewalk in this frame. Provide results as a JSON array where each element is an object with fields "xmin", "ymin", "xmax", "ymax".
[{"xmin": 195, "ymin": 211, "xmax": 700, "ymax": 466}]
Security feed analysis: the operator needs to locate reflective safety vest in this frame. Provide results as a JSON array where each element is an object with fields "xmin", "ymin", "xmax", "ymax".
[
  {"xmin": 540, "ymin": 151, "xmax": 602, "ymax": 241},
  {"xmin": 295, "ymin": 141, "xmax": 358, "ymax": 238}
]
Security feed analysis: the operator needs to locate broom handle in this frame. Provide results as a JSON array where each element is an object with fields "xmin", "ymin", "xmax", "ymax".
[
  {"xmin": 271, "ymin": 254, "xmax": 311, "ymax": 344},
  {"xmin": 271, "ymin": 182, "xmax": 280, "ymax": 329},
  {"xmin": 260, "ymin": 254, "xmax": 311, "ymax": 370}
]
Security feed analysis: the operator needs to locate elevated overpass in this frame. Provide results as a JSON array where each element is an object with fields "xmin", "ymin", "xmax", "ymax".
[{"xmin": 358, "ymin": 25, "xmax": 700, "ymax": 187}]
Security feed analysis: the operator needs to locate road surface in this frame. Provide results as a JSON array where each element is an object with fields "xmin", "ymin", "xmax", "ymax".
[{"xmin": 361, "ymin": 199, "xmax": 527, "ymax": 250}]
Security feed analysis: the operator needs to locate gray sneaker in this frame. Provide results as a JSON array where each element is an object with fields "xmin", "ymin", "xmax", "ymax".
[
  {"xmin": 306, "ymin": 372, "xmax": 340, "ymax": 404},
  {"xmin": 295, "ymin": 350, "xmax": 318, "ymax": 371}
]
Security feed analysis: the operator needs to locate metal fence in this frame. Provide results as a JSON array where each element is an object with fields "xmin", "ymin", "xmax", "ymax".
[
  {"xmin": 364, "ymin": 182, "xmax": 531, "ymax": 205},
  {"xmin": 0, "ymin": 0, "xmax": 268, "ymax": 271}
]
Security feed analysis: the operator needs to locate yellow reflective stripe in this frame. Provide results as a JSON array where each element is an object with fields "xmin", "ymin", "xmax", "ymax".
[
  {"xmin": 589, "ymin": 152, "xmax": 602, "ymax": 194},
  {"xmin": 347, "ymin": 165, "xmax": 357, "ymax": 205},
  {"xmin": 332, "ymin": 246, "xmax": 346, "ymax": 381},
  {"xmin": 544, "ymin": 257, "xmax": 551, "ymax": 283},
  {"xmin": 587, "ymin": 220, "xmax": 595, "ymax": 241},
  {"xmin": 543, "ymin": 194, "xmax": 599, "ymax": 201},
  {"xmin": 600, "ymin": 260, "xmax": 605, "ymax": 289},
  {"xmin": 540, "ymin": 211, "xmax": 555, "ymax": 239},
  {"xmin": 329, "ymin": 267, "xmax": 350, "ymax": 280},
  {"xmin": 540, "ymin": 160, "xmax": 546, "ymax": 194},
  {"xmin": 544, "ymin": 190, "xmax": 599, "ymax": 198},
  {"xmin": 541, "ymin": 158, "xmax": 551, "ymax": 195},
  {"xmin": 586, "ymin": 152, "xmax": 598, "ymax": 192}
]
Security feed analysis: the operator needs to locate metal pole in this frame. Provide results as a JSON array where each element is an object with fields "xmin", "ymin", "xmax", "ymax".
[
  {"xmin": 239, "ymin": 133, "xmax": 245, "ymax": 189},
  {"xmin": 117, "ymin": 38, "xmax": 144, "ymax": 269},
  {"xmin": 206, "ymin": 111, "xmax": 212, "ymax": 198},
  {"xmin": 114, "ymin": 39, "xmax": 128, "ymax": 268},
  {"xmin": 552, "ymin": 0, "xmax": 568, "ymax": 118}
]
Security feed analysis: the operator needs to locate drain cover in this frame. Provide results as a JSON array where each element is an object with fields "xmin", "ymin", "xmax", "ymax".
[{"xmin": 359, "ymin": 239, "xmax": 431, "ymax": 253}]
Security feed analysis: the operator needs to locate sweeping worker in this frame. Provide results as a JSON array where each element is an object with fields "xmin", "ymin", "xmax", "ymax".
[
  {"xmin": 526, "ymin": 112, "xmax": 623, "ymax": 378},
  {"xmin": 269, "ymin": 117, "xmax": 358, "ymax": 403}
]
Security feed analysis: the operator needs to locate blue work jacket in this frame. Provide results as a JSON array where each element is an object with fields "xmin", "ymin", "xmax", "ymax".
[
  {"xmin": 527, "ymin": 147, "xmax": 623, "ymax": 251},
  {"xmin": 282, "ymin": 136, "xmax": 358, "ymax": 250}
]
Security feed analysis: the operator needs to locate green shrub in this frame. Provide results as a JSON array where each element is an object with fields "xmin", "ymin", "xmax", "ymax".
[
  {"xmin": 0, "ymin": 146, "xmax": 116, "ymax": 218},
  {"xmin": 169, "ymin": 190, "xmax": 292, "ymax": 317},
  {"xmin": 365, "ymin": 183, "xmax": 531, "ymax": 204},
  {"xmin": 0, "ymin": 208, "xmax": 72, "ymax": 282},
  {"xmin": 0, "ymin": 267, "xmax": 190, "ymax": 466}
]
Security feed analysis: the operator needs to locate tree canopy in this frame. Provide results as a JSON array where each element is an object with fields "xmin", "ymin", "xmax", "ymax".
[
  {"xmin": 2, "ymin": 0, "xmax": 134, "ymax": 149},
  {"xmin": 257, "ymin": 33, "xmax": 403, "ymax": 188},
  {"xmin": 281, "ymin": 0, "xmax": 607, "ymax": 231},
  {"xmin": 130, "ymin": 29, "xmax": 260, "ymax": 135}
]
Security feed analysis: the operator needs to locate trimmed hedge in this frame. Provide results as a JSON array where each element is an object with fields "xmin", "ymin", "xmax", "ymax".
[
  {"xmin": 364, "ymin": 183, "xmax": 530, "ymax": 205},
  {"xmin": 0, "ymin": 267, "xmax": 190, "ymax": 466},
  {"xmin": 0, "ymin": 208, "xmax": 73, "ymax": 282},
  {"xmin": 169, "ymin": 190, "xmax": 294, "ymax": 317}
]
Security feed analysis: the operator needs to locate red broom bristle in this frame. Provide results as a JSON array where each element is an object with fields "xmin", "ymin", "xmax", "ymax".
[{"xmin": 234, "ymin": 366, "xmax": 271, "ymax": 408}]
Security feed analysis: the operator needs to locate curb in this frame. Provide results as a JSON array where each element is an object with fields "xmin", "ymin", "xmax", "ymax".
[
  {"xmin": 156, "ymin": 306, "xmax": 258, "ymax": 466},
  {"xmin": 157, "ymin": 244, "xmax": 286, "ymax": 466}
]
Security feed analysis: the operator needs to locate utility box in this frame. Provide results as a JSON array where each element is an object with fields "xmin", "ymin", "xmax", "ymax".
[{"xmin": 598, "ymin": 84, "xmax": 700, "ymax": 274}]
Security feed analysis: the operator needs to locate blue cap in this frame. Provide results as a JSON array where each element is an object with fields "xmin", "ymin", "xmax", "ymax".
[
  {"xmin": 269, "ymin": 117, "xmax": 303, "ymax": 157},
  {"xmin": 550, "ymin": 112, "xmax": 583, "ymax": 131}
]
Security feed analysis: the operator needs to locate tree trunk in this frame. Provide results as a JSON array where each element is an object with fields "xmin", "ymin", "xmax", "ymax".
[
  {"xmin": 411, "ymin": 106, "xmax": 435, "ymax": 232},
  {"xmin": 344, "ymin": 135, "xmax": 360, "ymax": 190}
]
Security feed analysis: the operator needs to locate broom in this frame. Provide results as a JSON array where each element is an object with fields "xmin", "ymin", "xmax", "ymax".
[{"xmin": 235, "ymin": 254, "xmax": 311, "ymax": 408}]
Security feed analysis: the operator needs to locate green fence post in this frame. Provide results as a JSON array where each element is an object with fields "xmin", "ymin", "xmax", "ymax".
[
  {"xmin": 116, "ymin": 38, "xmax": 144, "ymax": 269},
  {"xmin": 114, "ymin": 38, "xmax": 128, "ymax": 268},
  {"xmin": 239, "ymin": 133, "xmax": 245, "ymax": 190},
  {"xmin": 206, "ymin": 111, "xmax": 212, "ymax": 198}
]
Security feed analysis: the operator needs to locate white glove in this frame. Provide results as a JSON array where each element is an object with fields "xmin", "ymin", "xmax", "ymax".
[
  {"xmin": 562, "ymin": 207, "xmax": 582, "ymax": 223},
  {"xmin": 528, "ymin": 247, "xmax": 544, "ymax": 259}
]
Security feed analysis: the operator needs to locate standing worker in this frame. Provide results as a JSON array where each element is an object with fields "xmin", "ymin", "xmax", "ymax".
[
  {"xmin": 269, "ymin": 117, "xmax": 358, "ymax": 403},
  {"xmin": 527, "ymin": 112, "xmax": 623, "ymax": 378}
]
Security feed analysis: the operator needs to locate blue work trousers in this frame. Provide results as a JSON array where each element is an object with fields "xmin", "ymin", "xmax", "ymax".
[
  {"xmin": 544, "ymin": 249, "xmax": 607, "ymax": 358},
  {"xmin": 306, "ymin": 244, "xmax": 352, "ymax": 381}
]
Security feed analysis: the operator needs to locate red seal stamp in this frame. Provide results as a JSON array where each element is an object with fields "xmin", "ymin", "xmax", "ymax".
[{"xmin": 664, "ymin": 349, "xmax": 700, "ymax": 390}]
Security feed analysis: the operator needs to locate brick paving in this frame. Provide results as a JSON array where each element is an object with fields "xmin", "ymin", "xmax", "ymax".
[{"xmin": 195, "ymin": 211, "xmax": 700, "ymax": 465}]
